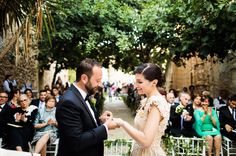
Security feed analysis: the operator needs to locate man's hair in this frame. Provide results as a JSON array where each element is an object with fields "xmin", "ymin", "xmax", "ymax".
[
  {"xmin": 39, "ymin": 89, "xmax": 47, "ymax": 94},
  {"xmin": 179, "ymin": 91, "xmax": 190, "ymax": 98},
  {"xmin": 76, "ymin": 58, "xmax": 101, "ymax": 82},
  {"xmin": 0, "ymin": 89, "xmax": 8, "ymax": 96},
  {"xmin": 229, "ymin": 94, "xmax": 236, "ymax": 102}
]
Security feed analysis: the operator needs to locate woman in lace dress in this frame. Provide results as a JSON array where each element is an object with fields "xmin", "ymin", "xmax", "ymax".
[{"xmin": 114, "ymin": 63, "xmax": 170, "ymax": 156}]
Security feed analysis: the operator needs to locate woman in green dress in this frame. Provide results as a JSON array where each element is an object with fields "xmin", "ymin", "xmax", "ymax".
[{"xmin": 193, "ymin": 98, "xmax": 222, "ymax": 156}]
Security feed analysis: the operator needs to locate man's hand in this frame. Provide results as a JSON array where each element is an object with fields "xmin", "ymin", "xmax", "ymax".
[
  {"xmin": 99, "ymin": 111, "xmax": 113, "ymax": 123},
  {"xmin": 104, "ymin": 118, "xmax": 119, "ymax": 130},
  {"xmin": 225, "ymin": 124, "xmax": 233, "ymax": 132},
  {"xmin": 184, "ymin": 115, "xmax": 192, "ymax": 121}
]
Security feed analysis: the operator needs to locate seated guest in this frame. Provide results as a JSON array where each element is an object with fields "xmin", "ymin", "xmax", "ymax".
[
  {"xmin": 193, "ymin": 94, "xmax": 202, "ymax": 110},
  {"xmin": 9, "ymin": 88, "xmax": 21, "ymax": 108},
  {"xmin": 213, "ymin": 89, "xmax": 228, "ymax": 110},
  {"xmin": 166, "ymin": 92, "xmax": 175, "ymax": 106},
  {"xmin": 32, "ymin": 95, "xmax": 58, "ymax": 156},
  {"xmin": 168, "ymin": 92, "xmax": 197, "ymax": 137},
  {"xmin": 24, "ymin": 89, "xmax": 34, "ymax": 103},
  {"xmin": 219, "ymin": 95, "xmax": 236, "ymax": 141},
  {"xmin": 8, "ymin": 94, "xmax": 38, "ymax": 151},
  {"xmin": 31, "ymin": 90, "xmax": 47, "ymax": 114},
  {"xmin": 194, "ymin": 98, "xmax": 221, "ymax": 156},
  {"xmin": 0, "ymin": 90, "xmax": 12, "ymax": 148},
  {"xmin": 202, "ymin": 91, "xmax": 214, "ymax": 107},
  {"xmin": 52, "ymin": 86, "xmax": 61, "ymax": 103}
]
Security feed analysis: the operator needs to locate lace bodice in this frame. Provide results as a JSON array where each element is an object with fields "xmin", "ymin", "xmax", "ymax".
[{"xmin": 132, "ymin": 94, "xmax": 170, "ymax": 156}]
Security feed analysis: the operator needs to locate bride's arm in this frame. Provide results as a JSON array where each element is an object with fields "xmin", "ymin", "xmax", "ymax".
[{"xmin": 115, "ymin": 105, "xmax": 161, "ymax": 148}]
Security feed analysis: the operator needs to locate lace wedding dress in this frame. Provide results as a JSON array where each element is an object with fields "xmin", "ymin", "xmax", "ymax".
[{"xmin": 131, "ymin": 94, "xmax": 170, "ymax": 156}]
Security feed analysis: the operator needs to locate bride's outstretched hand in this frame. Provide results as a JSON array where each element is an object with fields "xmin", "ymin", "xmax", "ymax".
[{"xmin": 113, "ymin": 118, "xmax": 125, "ymax": 127}]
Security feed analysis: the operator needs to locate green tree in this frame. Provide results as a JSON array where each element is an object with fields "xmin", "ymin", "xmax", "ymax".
[{"xmin": 38, "ymin": 0, "xmax": 236, "ymax": 81}]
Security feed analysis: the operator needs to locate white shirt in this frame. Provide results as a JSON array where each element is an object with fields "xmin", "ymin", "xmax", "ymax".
[
  {"xmin": 73, "ymin": 83, "xmax": 108, "ymax": 132},
  {"xmin": 214, "ymin": 97, "xmax": 227, "ymax": 110},
  {"xmin": 38, "ymin": 101, "xmax": 45, "ymax": 114},
  {"xmin": 73, "ymin": 83, "xmax": 97, "ymax": 126},
  {"xmin": 0, "ymin": 103, "xmax": 6, "ymax": 112}
]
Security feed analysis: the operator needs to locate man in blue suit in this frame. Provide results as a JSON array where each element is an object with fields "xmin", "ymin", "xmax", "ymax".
[{"xmin": 56, "ymin": 58, "xmax": 118, "ymax": 156}]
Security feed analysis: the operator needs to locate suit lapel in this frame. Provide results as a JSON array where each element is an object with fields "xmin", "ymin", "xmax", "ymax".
[
  {"xmin": 70, "ymin": 85, "xmax": 98, "ymax": 127},
  {"xmin": 226, "ymin": 107, "xmax": 234, "ymax": 120}
]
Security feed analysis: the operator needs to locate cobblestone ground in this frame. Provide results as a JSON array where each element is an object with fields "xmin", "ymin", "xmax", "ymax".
[{"xmin": 103, "ymin": 96, "xmax": 134, "ymax": 140}]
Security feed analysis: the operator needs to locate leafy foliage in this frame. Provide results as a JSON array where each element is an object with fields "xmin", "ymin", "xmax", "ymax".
[
  {"xmin": 0, "ymin": 0, "xmax": 35, "ymax": 35},
  {"xmin": 38, "ymin": 0, "xmax": 236, "ymax": 74}
]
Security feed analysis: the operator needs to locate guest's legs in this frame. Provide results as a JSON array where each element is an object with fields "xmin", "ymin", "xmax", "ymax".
[
  {"xmin": 40, "ymin": 144, "xmax": 47, "ymax": 156},
  {"xmin": 214, "ymin": 135, "xmax": 222, "ymax": 156},
  {"xmin": 34, "ymin": 133, "xmax": 50, "ymax": 156},
  {"xmin": 205, "ymin": 136, "xmax": 213, "ymax": 156}
]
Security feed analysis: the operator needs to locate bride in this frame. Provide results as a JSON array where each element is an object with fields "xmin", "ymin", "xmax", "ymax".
[{"xmin": 114, "ymin": 63, "xmax": 170, "ymax": 156}]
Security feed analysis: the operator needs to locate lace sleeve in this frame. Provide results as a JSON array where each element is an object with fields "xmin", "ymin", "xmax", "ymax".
[{"xmin": 148, "ymin": 95, "xmax": 170, "ymax": 119}]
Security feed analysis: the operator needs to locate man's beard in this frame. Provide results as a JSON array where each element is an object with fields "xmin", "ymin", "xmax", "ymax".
[{"xmin": 85, "ymin": 80, "xmax": 97, "ymax": 95}]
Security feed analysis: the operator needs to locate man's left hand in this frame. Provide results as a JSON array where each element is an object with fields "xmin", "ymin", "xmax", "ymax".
[{"xmin": 99, "ymin": 111, "xmax": 113, "ymax": 123}]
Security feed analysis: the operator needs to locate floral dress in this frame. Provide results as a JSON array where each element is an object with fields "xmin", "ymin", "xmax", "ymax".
[
  {"xmin": 131, "ymin": 94, "xmax": 170, "ymax": 156},
  {"xmin": 32, "ymin": 107, "xmax": 58, "ymax": 144}
]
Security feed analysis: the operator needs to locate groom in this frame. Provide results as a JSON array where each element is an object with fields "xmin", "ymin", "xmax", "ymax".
[{"xmin": 56, "ymin": 58, "xmax": 118, "ymax": 156}]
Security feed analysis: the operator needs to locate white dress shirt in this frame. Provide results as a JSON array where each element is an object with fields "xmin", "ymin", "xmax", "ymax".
[{"xmin": 73, "ymin": 83, "xmax": 97, "ymax": 126}]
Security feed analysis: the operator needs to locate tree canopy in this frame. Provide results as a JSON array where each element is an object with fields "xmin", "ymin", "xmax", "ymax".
[{"xmin": 34, "ymin": 0, "xmax": 236, "ymax": 73}]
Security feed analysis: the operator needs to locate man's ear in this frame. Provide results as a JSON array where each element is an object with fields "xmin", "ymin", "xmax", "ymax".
[{"xmin": 81, "ymin": 74, "xmax": 88, "ymax": 84}]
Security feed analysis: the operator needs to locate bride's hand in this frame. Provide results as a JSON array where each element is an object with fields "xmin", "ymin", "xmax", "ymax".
[{"xmin": 113, "ymin": 118, "xmax": 125, "ymax": 127}]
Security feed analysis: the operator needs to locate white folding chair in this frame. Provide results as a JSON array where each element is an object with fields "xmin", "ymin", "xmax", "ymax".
[
  {"xmin": 46, "ymin": 138, "xmax": 59, "ymax": 156},
  {"xmin": 104, "ymin": 139, "xmax": 133, "ymax": 156},
  {"xmin": 168, "ymin": 136, "xmax": 206, "ymax": 156},
  {"xmin": 222, "ymin": 136, "xmax": 236, "ymax": 156}
]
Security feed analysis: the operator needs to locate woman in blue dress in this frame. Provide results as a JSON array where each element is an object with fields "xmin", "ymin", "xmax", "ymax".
[{"xmin": 32, "ymin": 95, "xmax": 58, "ymax": 156}]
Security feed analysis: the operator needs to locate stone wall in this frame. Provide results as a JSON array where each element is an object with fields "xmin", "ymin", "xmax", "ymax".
[{"xmin": 165, "ymin": 54, "xmax": 236, "ymax": 98}]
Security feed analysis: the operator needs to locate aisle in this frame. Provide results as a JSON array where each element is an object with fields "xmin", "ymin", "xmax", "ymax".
[{"xmin": 103, "ymin": 96, "xmax": 134, "ymax": 140}]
